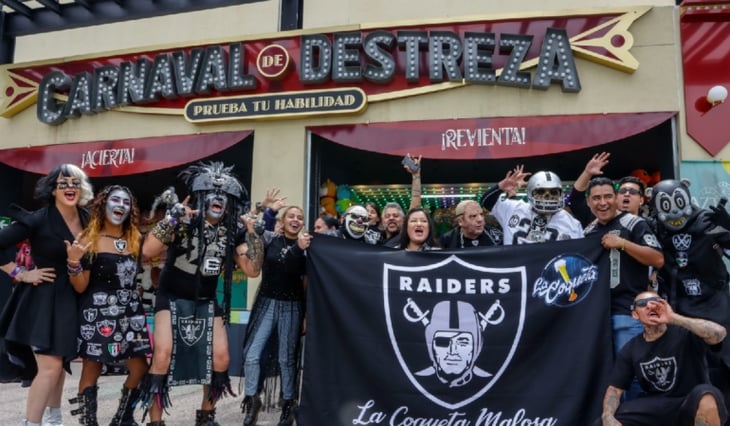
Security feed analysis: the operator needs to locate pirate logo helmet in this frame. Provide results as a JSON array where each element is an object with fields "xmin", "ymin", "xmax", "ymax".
[
  {"xmin": 526, "ymin": 171, "xmax": 563, "ymax": 214},
  {"xmin": 424, "ymin": 300, "xmax": 484, "ymax": 387},
  {"xmin": 652, "ymin": 179, "xmax": 695, "ymax": 232}
]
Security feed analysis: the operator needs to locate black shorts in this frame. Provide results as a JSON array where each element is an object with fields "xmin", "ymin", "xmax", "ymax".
[
  {"xmin": 154, "ymin": 291, "xmax": 223, "ymax": 317},
  {"xmin": 604, "ymin": 384, "xmax": 728, "ymax": 426}
]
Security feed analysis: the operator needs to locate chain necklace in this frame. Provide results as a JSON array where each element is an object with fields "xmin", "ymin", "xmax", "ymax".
[{"xmin": 101, "ymin": 233, "xmax": 127, "ymax": 253}]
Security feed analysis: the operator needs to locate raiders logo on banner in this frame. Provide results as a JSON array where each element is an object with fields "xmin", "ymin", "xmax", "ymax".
[
  {"xmin": 384, "ymin": 256, "xmax": 524, "ymax": 410},
  {"xmin": 300, "ymin": 235, "xmax": 612, "ymax": 425}
]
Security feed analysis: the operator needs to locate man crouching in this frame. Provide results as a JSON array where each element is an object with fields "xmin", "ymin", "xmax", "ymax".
[{"xmin": 598, "ymin": 291, "xmax": 728, "ymax": 426}]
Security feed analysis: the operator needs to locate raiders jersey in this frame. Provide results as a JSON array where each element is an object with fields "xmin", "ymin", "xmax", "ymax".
[
  {"xmin": 491, "ymin": 196, "xmax": 584, "ymax": 245},
  {"xmin": 584, "ymin": 212, "xmax": 663, "ymax": 315}
]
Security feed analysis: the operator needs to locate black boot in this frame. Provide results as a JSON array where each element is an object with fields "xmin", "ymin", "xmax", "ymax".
[
  {"xmin": 110, "ymin": 386, "xmax": 141, "ymax": 426},
  {"xmin": 242, "ymin": 395, "xmax": 262, "ymax": 426},
  {"xmin": 277, "ymin": 399, "xmax": 296, "ymax": 426},
  {"xmin": 69, "ymin": 386, "xmax": 100, "ymax": 426},
  {"xmin": 195, "ymin": 409, "xmax": 219, "ymax": 426}
]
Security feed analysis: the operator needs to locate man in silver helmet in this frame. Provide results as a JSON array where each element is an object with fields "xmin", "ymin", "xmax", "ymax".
[{"xmin": 480, "ymin": 165, "xmax": 583, "ymax": 245}]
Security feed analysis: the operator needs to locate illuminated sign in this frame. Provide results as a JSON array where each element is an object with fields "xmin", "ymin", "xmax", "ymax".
[{"xmin": 0, "ymin": 7, "xmax": 650, "ymax": 125}]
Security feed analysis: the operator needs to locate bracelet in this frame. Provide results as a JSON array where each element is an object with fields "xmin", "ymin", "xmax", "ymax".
[
  {"xmin": 10, "ymin": 265, "xmax": 26, "ymax": 283},
  {"xmin": 9, "ymin": 265, "xmax": 25, "ymax": 279},
  {"xmin": 67, "ymin": 262, "xmax": 83, "ymax": 276},
  {"xmin": 150, "ymin": 216, "xmax": 178, "ymax": 244},
  {"xmin": 67, "ymin": 258, "xmax": 81, "ymax": 265},
  {"xmin": 620, "ymin": 238, "xmax": 626, "ymax": 251}
]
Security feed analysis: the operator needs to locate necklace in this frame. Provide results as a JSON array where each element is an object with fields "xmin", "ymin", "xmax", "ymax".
[{"xmin": 101, "ymin": 234, "xmax": 127, "ymax": 253}]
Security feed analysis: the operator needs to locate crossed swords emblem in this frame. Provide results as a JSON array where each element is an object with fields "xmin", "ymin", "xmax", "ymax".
[{"xmin": 403, "ymin": 297, "xmax": 505, "ymax": 331}]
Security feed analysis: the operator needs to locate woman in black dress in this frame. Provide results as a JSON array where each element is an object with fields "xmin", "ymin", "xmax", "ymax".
[
  {"xmin": 0, "ymin": 163, "xmax": 93, "ymax": 426},
  {"xmin": 67, "ymin": 185, "xmax": 151, "ymax": 426}
]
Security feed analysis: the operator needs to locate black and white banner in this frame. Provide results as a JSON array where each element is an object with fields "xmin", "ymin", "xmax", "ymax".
[{"xmin": 299, "ymin": 235, "xmax": 612, "ymax": 426}]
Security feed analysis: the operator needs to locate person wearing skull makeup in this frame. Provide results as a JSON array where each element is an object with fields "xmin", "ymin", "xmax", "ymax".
[
  {"xmin": 140, "ymin": 162, "xmax": 262, "ymax": 426},
  {"xmin": 480, "ymin": 165, "xmax": 583, "ymax": 245},
  {"xmin": 66, "ymin": 185, "xmax": 151, "ymax": 426},
  {"xmin": 240, "ymin": 205, "xmax": 311, "ymax": 426},
  {"xmin": 651, "ymin": 179, "xmax": 730, "ymax": 412}
]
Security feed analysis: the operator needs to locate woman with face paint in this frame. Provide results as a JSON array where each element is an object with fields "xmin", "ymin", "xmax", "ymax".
[
  {"xmin": 66, "ymin": 185, "xmax": 150, "ymax": 426},
  {"xmin": 0, "ymin": 164, "xmax": 93, "ymax": 426}
]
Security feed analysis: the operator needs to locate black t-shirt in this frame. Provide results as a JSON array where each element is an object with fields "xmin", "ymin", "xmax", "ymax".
[
  {"xmin": 610, "ymin": 326, "xmax": 713, "ymax": 397},
  {"xmin": 258, "ymin": 231, "xmax": 306, "ymax": 301},
  {"xmin": 584, "ymin": 212, "xmax": 662, "ymax": 315}
]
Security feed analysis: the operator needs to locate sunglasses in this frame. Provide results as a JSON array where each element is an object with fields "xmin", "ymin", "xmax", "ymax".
[
  {"xmin": 56, "ymin": 179, "xmax": 82, "ymax": 190},
  {"xmin": 534, "ymin": 188, "xmax": 561, "ymax": 196},
  {"xmin": 618, "ymin": 187, "xmax": 641, "ymax": 196},
  {"xmin": 630, "ymin": 296, "xmax": 662, "ymax": 310}
]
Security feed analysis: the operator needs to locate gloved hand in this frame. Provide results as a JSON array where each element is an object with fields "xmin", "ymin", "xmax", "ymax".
[
  {"xmin": 167, "ymin": 202, "xmax": 186, "ymax": 220},
  {"xmin": 707, "ymin": 198, "xmax": 730, "ymax": 231}
]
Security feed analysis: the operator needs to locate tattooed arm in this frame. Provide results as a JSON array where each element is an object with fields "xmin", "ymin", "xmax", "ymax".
[
  {"xmin": 648, "ymin": 298, "xmax": 727, "ymax": 345},
  {"xmin": 670, "ymin": 312, "xmax": 727, "ymax": 345},
  {"xmin": 600, "ymin": 385, "xmax": 623, "ymax": 426},
  {"xmin": 235, "ymin": 212, "xmax": 264, "ymax": 278}
]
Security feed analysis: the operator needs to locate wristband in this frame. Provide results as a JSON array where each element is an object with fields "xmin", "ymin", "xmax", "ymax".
[
  {"xmin": 620, "ymin": 239, "xmax": 626, "ymax": 251},
  {"xmin": 67, "ymin": 262, "xmax": 83, "ymax": 276},
  {"xmin": 9, "ymin": 265, "xmax": 25, "ymax": 279},
  {"xmin": 151, "ymin": 216, "xmax": 178, "ymax": 244},
  {"xmin": 10, "ymin": 265, "xmax": 26, "ymax": 282}
]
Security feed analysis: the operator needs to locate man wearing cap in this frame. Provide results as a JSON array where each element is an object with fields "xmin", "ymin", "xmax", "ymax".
[
  {"xmin": 597, "ymin": 291, "xmax": 727, "ymax": 426},
  {"xmin": 439, "ymin": 200, "xmax": 503, "ymax": 249}
]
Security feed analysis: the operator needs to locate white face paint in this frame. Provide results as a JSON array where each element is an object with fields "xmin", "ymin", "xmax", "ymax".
[
  {"xmin": 106, "ymin": 189, "xmax": 132, "ymax": 226},
  {"xmin": 205, "ymin": 192, "xmax": 228, "ymax": 221}
]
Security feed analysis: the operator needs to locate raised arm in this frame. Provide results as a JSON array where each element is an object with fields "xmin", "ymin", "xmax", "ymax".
[
  {"xmin": 480, "ymin": 165, "xmax": 530, "ymax": 210},
  {"xmin": 574, "ymin": 152, "xmax": 610, "ymax": 192},
  {"xmin": 405, "ymin": 154, "xmax": 422, "ymax": 210},
  {"xmin": 235, "ymin": 210, "xmax": 264, "ymax": 278},
  {"xmin": 651, "ymin": 298, "xmax": 726, "ymax": 345}
]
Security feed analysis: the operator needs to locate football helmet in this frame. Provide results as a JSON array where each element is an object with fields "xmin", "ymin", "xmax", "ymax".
[{"xmin": 527, "ymin": 171, "xmax": 563, "ymax": 214}]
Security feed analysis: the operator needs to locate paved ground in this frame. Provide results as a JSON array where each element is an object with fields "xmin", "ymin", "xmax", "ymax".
[{"xmin": 0, "ymin": 361, "xmax": 285, "ymax": 426}]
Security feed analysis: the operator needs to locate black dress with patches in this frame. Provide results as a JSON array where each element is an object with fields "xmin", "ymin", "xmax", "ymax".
[{"xmin": 77, "ymin": 253, "xmax": 151, "ymax": 363}]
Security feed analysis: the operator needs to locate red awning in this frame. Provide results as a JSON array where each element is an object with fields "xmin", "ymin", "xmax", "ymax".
[
  {"xmin": 308, "ymin": 112, "xmax": 675, "ymax": 159},
  {"xmin": 0, "ymin": 130, "xmax": 252, "ymax": 177}
]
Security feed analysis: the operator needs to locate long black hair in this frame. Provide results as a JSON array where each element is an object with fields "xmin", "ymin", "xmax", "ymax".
[{"xmin": 398, "ymin": 207, "xmax": 439, "ymax": 251}]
